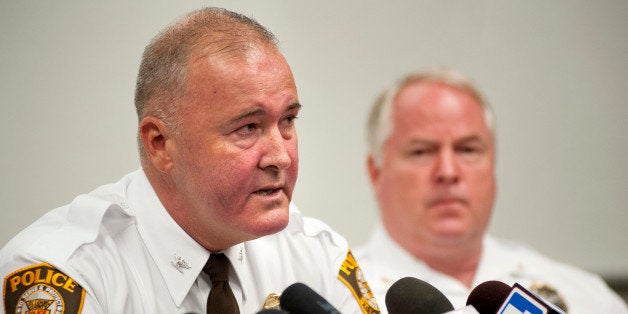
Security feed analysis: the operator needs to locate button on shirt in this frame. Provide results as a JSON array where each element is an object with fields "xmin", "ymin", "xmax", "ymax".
[
  {"xmin": 354, "ymin": 223, "xmax": 627, "ymax": 314},
  {"xmin": 1, "ymin": 170, "xmax": 367, "ymax": 313}
]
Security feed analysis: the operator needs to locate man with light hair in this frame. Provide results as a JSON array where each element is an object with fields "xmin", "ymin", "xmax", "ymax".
[
  {"xmin": 1, "ymin": 7, "xmax": 380, "ymax": 313},
  {"xmin": 354, "ymin": 69, "xmax": 626, "ymax": 313}
]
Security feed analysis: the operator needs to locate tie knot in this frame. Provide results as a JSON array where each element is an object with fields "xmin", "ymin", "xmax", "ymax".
[{"xmin": 204, "ymin": 253, "xmax": 231, "ymax": 282}]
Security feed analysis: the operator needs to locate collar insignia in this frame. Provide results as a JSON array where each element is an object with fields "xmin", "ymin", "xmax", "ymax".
[{"xmin": 171, "ymin": 253, "xmax": 191, "ymax": 273}]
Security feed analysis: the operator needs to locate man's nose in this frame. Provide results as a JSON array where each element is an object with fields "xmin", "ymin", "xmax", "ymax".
[
  {"xmin": 259, "ymin": 128, "xmax": 292, "ymax": 171},
  {"xmin": 434, "ymin": 149, "xmax": 460, "ymax": 184}
]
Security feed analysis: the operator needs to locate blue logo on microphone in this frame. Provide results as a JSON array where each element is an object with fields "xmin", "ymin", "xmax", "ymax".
[{"xmin": 498, "ymin": 284, "xmax": 548, "ymax": 314}]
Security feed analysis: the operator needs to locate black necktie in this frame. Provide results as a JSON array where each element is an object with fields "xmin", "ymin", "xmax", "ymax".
[{"xmin": 203, "ymin": 253, "xmax": 240, "ymax": 314}]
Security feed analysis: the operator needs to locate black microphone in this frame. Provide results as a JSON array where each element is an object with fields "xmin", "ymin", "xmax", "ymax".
[
  {"xmin": 279, "ymin": 282, "xmax": 340, "ymax": 314},
  {"xmin": 385, "ymin": 277, "xmax": 454, "ymax": 314},
  {"xmin": 467, "ymin": 280, "xmax": 565, "ymax": 314},
  {"xmin": 466, "ymin": 280, "xmax": 512, "ymax": 314}
]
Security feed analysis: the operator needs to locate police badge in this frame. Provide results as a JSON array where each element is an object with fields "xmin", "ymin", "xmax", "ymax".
[{"xmin": 4, "ymin": 263, "xmax": 86, "ymax": 314}]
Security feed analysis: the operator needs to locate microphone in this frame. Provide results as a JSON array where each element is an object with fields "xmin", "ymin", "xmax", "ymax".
[
  {"xmin": 279, "ymin": 282, "xmax": 340, "ymax": 314},
  {"xmin": 384, "ymin": 277, "xmax": 454, "ymax": 314},
  {"xmin": 466, "ymin": 280, "xmax": 565, "ymax": 314},
  {"xmin": 497, "ymin": 283, "xmax": 565, "ymax": 314},
  {"xmin": 466, "ymin": 280, "xmax": 512, "ymax": 314}
]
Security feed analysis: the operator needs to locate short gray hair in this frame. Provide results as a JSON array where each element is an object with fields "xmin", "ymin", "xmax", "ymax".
[
  {"xmin": 367, "ymin": 68, "xmax": 495, "ymax": 164},
  {"xmin": 134, "ymin": 7, "xmax": 278, "ymax": 154}
]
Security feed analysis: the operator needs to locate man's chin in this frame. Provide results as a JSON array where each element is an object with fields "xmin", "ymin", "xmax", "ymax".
[
  {"xmin": 429, "ymin": 221, "xmax": 471, "ymax": 240},
  {"xmin": 251, "ymin": 208, "xmax": 290, "ymax": 237}
]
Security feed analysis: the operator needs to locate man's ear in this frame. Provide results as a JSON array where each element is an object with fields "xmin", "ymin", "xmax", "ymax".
[
  {"xmin": 367, "ymin": 154, "xmax": 381, "ymax": 185},
  {"xmin": 139, "ymin": 116, "xmax": 174, "ymax": 173}
]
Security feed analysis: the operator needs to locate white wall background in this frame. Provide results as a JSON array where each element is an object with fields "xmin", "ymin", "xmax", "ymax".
[{"xmin": 1, "ymin": 1, "xmax": 626, "ymax": 278}]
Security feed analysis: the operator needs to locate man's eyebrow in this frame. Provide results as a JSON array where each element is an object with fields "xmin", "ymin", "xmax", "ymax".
[
  {"xmin": 228, "ymin": 102, "xmax": 302, "ymax": 124},
  {"xmin": 406, "ymin": 135, "xmax": 485, "ymax": 146},
  {"xmin": 457, "ymin": 135, "xmax": 484, "ymax": 143},
  {"xmin": 407, "ymin": 138, "xmax": 436, "ymax": 146},
  {"xmin": 229, "ymin": 108, "xmax": 265, "ymax": 124},
  {"xmin": 287, "ymin": 102, "xmax": 302, "ymax": 112}
]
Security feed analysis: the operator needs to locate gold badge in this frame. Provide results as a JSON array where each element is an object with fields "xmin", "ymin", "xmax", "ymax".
[
  {"xmin": 529, "ymin": 281, "xmax": 568, "ymax": 313},
  {"xmin": 261, "ymin": 292, "xmax": 281, "ymax": 310},
  {"xmin": 337, "ymin": 250, "xmax": 380, "ymax": 314},
  {"xmin": 3, "ymin": 263, "xmax": 86, "ymax": 314}
]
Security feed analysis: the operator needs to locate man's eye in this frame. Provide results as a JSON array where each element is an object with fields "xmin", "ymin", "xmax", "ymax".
[
  {"xmin": 410, "ymin": 148, "xmax": 434, "ymax": 157},
  {"xmin": 279, "ymin": 115, "xmax": 298, "ymax": 133},
  {"xmin": 284, "ymin": 115, "xmax": 298, "ymax": 125},
  {"xmin": 458, "ymin": 146, "xmax": 480, "ymax": 154},
  {"xmin": 236, "ymin": 123, "xmax": 258, "ymax": 136}
]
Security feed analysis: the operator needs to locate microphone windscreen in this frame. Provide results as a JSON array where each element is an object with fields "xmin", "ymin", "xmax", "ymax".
[
  {"xmin": 279, "ymin": 282, "xmax": 340, "ymax": 314},
  {"xmin": 385, "ymin": 277, "xmax": 454, "ymax": 314},
  {"xmin": 466, "ymin": 280, "xmax": 511, "ymax": 314}
]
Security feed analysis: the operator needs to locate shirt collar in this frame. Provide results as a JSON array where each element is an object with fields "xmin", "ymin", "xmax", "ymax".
[
  {"xmin": 127, "ymin": 169, "xmax": 210, "ymax": 307},
  {"xmin": 222, "ymin": 243, "xmax": 249, "ymax": 302},
  {"xmin": 223, "ymin": 203, "xmax": 302, "ymax": 305},
  {"xmin": 223, "ymin": 203, "xmax": 301, "ymax": 304},
  {"xmin": 475, "ymin": 235, "xmax": 527, "ymax": 285},
  {"xmin": 365, "ymin": 223, "xmax": 435, "ymax": 279},
  {"xmin": 366, "ymin": 223, "xmax": 488, "ymax": 292}
]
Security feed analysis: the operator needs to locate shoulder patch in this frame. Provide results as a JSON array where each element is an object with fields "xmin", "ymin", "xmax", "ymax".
[
  {"xmin": 337, "ymin": 250, "xmax": 380, "ymax": 314},
  {"xmin": 3, "ymin": 263, "xmax": 85, "ymax": 314}
]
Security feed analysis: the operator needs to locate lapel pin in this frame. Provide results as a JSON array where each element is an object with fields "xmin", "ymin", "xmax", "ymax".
[{"xmin": 171, "ymin": 253, "xmax": 191, "ymax": 273}]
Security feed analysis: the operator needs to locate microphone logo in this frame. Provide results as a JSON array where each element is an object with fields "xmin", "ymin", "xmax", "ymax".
[{"xmin": 497, "ymin": 283, "xmax": 548, "ymax": 314}]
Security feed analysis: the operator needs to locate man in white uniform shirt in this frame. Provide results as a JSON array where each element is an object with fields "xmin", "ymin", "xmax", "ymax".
[
  {"xmin": 353, "ymin": 69, "xmax": 626, "ymax": 313},
  {"xmin": 0, "ymin": 7, "xmax": 379, "ymax": 314}
]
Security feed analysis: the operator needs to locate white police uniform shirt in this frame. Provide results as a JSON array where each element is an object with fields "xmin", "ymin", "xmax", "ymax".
[
  {"xmin": 1, "ymin": 170, "xmax": 379, "ymax": 314},
  {"xmin": 354, "ymin": 223, "xmax": 627, "ymax": 314}
]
